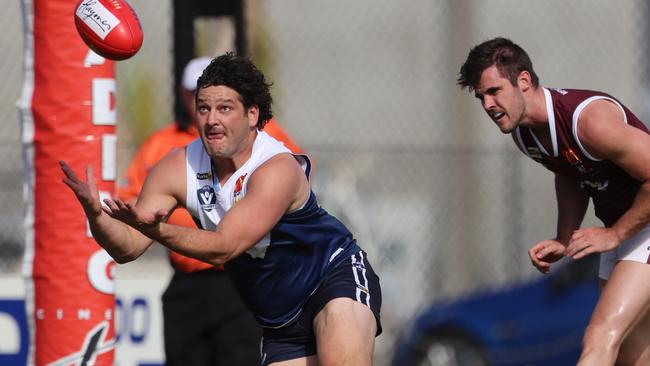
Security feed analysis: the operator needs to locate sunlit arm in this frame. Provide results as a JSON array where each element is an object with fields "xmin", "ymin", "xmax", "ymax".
[
  {"xmin": 578, "ymin": 100, "xmax": 650, "ymax": 241},
  {"xmin": 88, "ymin": 210, "xmax": 154, "ymax": 263},
  {"xmin": 611, "ymin": 180, "xmax": 650, "ymax": 240},
  {"xmin": 145, "ymin": 223, "xmax": 243, "ymax": 266},
  {"xmin": 59, "ymin": 161, "xmax": 154, "ymax": 263},
  {"xmin": 118, "ymin": 153, "xmax": 309, "ymax": 267},
  {"xmin": 565, "ymin": 100, "xmax": 650, "ymax": 259}
]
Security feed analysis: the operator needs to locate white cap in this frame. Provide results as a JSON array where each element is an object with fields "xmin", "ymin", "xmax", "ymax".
[{"xmin": 181, "ymin": 57, "xmax": 212, "ymax": 91}]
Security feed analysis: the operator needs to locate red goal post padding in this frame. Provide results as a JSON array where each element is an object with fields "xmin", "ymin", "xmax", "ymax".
[{"xmin": 20, "ymin": 0, "xmax": 117, "ymax": 364}]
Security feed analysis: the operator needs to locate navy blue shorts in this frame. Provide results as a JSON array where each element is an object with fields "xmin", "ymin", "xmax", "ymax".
[{"xmin": 261, "ymin": 250, "xmax": 382, "ymax": 365}]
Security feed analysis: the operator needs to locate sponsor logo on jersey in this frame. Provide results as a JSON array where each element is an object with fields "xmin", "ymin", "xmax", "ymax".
[
  {"xmin": 233, "ymin": 173, "xmax": 247, "ymax": 204},
  {"xmin": 580, "ymin": 179, "xmax": 609, "ymax": 191},
  {"xmin": 552, "ymin": 88, "xmax": 569, "ymax": 95},
  {"xmin": 196, "ymin": 172, "xmax": 211, "ymax": 180},
  {"xmin": 563, "ymin": 148, "xmax": 590, "ymax": 174},
  {"xmin": 197, "ymin": 185, "xmax": 217, "ymax": 211}
]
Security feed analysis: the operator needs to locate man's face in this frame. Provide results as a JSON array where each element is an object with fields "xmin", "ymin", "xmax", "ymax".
[
  {"xmin": 195, "ymin": 85, "xmax": 257, "ymax": 159},
  {"xmin": 474, "ymin": 65, "xmax": 526, "ymax": 134}
]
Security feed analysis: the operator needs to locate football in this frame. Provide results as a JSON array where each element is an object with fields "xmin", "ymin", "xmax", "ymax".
[{"xmin": 74, "ymin": 0, "xmax": 143, "ymax": 60}]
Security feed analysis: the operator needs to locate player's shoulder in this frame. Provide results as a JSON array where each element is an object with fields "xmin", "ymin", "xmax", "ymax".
[
  {"xmin": 548, "ymin": 88, "xmax": 613, "ymax": 104},
  {"xmin": 577, "ymin": 98, "xmax": 626, "ymax": 130},
  {"xmin": 248, "ymin": 153, "xmax": 304, "ymax": 188},
  {"xmin": 256, "ymin": 152, "xmax": 300, "ymax": 172}
]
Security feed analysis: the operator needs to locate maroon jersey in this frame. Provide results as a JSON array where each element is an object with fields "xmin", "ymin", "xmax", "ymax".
[{"xmin": 515, "ymin": 88, "xmax": 649, "ymax": 227}]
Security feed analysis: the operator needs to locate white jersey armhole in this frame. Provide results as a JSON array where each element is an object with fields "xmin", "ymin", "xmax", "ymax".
[
  {"xmin": 292, "ymin": 154, "xmax": 312, "ymax": 211},
  {"xmin": 542, "ymin": 88, "xmax": 559, "ymax": 157},
  {"xmin": 572, "ymin": 96, "xmax": 627, "ymax": 161}
]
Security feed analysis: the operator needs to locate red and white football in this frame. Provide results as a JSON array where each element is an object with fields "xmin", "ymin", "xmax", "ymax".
[{"xmin": 74, "ymin": 0, "xmax": 143, "ymax": 60}]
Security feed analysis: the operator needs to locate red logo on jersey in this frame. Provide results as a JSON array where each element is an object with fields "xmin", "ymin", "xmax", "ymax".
[
  {"xmin": 233, "ymin": 173, "xmax": 247, "ymax": 203},
  {"xmin": 562, "ymin": 149, "xmax": 589, "ymax": 174},
  {"xmin": 563, "ymin": 149, "xmax": 580, "ymax": 163}
]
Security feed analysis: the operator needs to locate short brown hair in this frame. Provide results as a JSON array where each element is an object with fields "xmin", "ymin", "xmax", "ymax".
[{"xmin": 458, "ymin": 37, "xmax": 539, "ymax": 91}]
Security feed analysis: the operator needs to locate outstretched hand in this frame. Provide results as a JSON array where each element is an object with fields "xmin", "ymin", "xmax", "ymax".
[
  {"xmin": 528, "ymin": 239, "xmax": 566, "ymax": 274},
  {"xmin": 60, "ymin": 160, "xmax": 168, "ymax": 236},
  {"xmin": 59, "ymin": 161, "xmax": 103, "ymax": 218},
  {"xmin": 102, "ymin": 197, "xmax": 168, "ymax": 236}
]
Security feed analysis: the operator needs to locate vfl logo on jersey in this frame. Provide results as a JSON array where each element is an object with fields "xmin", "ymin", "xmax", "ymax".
[
  {"xmin": 527, "ymin": 147, "xmax": 543, "ymax": 162},
  {"xmin": 563, "ymin": 148, "xmax": 590, "ymax": 174},
  {"xmin": 196, "ymin": 172, "xmax": 211, "ymax": 180},
  {"xmin": 197, "ymin": 185, "xmax": 217, "ymax": 211},
  {"xmin": 233, "ymin": 173, "xmax": 247, "ymax": 204}
]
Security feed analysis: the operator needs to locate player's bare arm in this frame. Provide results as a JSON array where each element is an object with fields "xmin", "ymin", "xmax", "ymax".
[
  {"xmin": 529, "ymin": 174, "xmax": 589, "ymax": 273},
  {"xmin": 566, "ymin": 99, "xmax": 650, "ymax": 258},
  {"xmin": 555, "ymin": 174, "xmax": 590, "ymax": 243},
  {"xmin": 118, "ymin": 146, "xmax": 187, "ymax": 222},
  {"xmin": 101, "ymin": 146, "xmax": 187, "ymax": 248},
  {"xmin": 128, "ymin": 152, "xmax": 309, "ymax": 266},
  {"xmin": 513, "ymin": 135, "xmax": 588, "ymax": 272},
  {"xmin": 59, "ymin": 161, "xmax": 155, "ymax": 263}
]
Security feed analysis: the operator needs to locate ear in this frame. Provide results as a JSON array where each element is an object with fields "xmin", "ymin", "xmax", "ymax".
[
  {"xmin": 518, "ymin": 71, "xmax": 532, "ymax": 92},
  {"xmin": 247, "ymin": 105, "xmax": 260, "ymax": 128}
]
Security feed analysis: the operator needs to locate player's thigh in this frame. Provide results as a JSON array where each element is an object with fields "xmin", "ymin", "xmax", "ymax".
[
  {"xmin": 313, "ymin": 298, "xmax": 377, "ymax": 359},
  {"xmin": 592, "ymin": 260, "xmax": 650, "ymax": 332}
]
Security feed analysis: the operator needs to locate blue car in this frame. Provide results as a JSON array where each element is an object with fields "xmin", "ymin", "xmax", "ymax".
[{"xmin": 391, "ymin": 256, "xmax": 600, "ymax": 366}]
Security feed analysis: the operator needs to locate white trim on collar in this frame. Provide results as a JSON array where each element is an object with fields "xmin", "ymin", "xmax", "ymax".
[
  {"xmin": 526, "ymin": 88, "xmax": 557, "ymax": 157},
  {"xmin": 542, "ymin": 88, "xmax": 559, "ymax": 157}
]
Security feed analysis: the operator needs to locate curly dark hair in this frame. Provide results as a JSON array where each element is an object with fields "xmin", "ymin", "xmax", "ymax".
[
  {"xmin": 196, "ymin": 53, "xmax": 273, "ymax": 129},
  {"xmin": 458, "ymin": 37, "xmax": 539, "ymax": 92}
]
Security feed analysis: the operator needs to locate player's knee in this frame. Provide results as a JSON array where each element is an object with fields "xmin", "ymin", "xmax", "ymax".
[{"xmin": 582, "ymin": 321, "xmax": 624, "ymax": 352}]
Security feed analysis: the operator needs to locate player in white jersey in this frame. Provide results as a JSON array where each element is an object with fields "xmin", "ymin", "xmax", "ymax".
[{"xmin": 60, "ymin": 53, "xmax": 381, "ymax": 365}]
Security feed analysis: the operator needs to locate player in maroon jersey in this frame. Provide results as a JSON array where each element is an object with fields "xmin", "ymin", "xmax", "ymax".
[{"xmin": 459, "ymin": 37, "xmax": 650, "ymax": 365}]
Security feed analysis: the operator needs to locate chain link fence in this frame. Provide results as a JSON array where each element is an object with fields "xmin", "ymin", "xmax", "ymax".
[
  {"xmin": 0, "ymin": 1, "xmax": 27, "ymax": 275},
  {"xmin": 2, "ymin": 0, "xmax": 648, "ymax": 363}
]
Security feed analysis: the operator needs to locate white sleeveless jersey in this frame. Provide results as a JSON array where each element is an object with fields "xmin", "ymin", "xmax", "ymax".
[
  {"xmin": 184, "ymin": 131, "xmax": 361, "ymax": 327},
  {"xmin": 185, "ymin": 130, "xmax": 293, "ymax": 259}
]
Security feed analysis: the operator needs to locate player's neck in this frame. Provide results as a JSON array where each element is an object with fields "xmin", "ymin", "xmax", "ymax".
[
  {"xmin": 523, "ymin": 86, "xmax": 554, "ymax": 150},
  {"xmin": 521, "ymin": 86, "xmax": 549, "ymax": 132},
  {"xmin": 211, "ymin": 130, "xmax": 257, "ymax": 185}
]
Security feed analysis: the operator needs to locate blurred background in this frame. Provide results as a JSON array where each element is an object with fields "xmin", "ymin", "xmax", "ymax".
[{"xmin": 1, "ymin": 0, "xmax": 648, "ymax": 365}]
